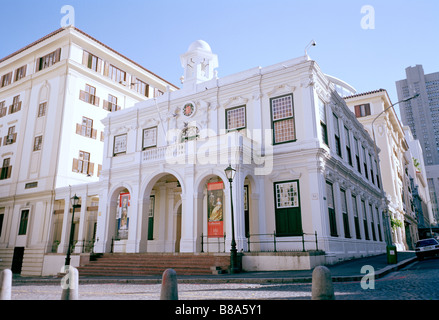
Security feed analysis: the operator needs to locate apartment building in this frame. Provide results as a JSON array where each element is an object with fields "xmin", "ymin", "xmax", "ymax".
[{"xmin": 0, "ymin": 26, "xmax": 177, "ymax": 276}]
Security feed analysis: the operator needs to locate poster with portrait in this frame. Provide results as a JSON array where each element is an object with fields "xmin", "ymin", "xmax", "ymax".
[
  {"xmin": 116, "ymin": 192, "xmax": 130, "ymax": 239},
  {"xmin": 207, "ymin": 181, "xmax": 224, "ymax": 238}
]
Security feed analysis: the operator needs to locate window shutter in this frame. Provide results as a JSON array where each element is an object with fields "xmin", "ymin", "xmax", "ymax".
[
  {"xmin": 76, "ymin": 123, "xmax": 82, "ymax": 135},
  {"xmin": 94, "ymin": 96, "xmax": 100, "ymax": 107},
  {"xmin": 82, "ymin": 51, "xmax": 89, "ymax": 66},
  {"xmin": 103, "ymin": 62, "xmax": 109, "ymax": 77},
  {"xmin": 88, "ymin": 162, "xmax": 94, "ymax": 176},
  {"xmin": 6, "ymin": 166, "xmax": 12, "ymax": 179},
  {"xmin": 97, "ymin": 58, "xmax": 103, "ymax": 74},
  {"xmin": 72, "ymin": 158, "xmax": 79, "ymax": 173},
  {"xmin": 91, "ymin": 129, "xmax": 97, "ymax": 139},
  {"xmin": 354, "ymin": 105, "xmax": 361, "ymax": 117},
  {"xmin": 365, "ymin": 104, "xmax": 371, "ymax": 116},
  {"xmin": 55, "ymin": 48, "xmax": 62, "ymax": 63}
]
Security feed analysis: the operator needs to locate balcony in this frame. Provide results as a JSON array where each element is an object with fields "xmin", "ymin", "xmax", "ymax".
[
  {"xmin": 3, "ymin": 133, "xmax": 17, "ymax": 146},
  {"xmin": 79, "ymin": 90, "xmax": 100, "ymax": 107},
  {"xmin": 76, "ymin": 124, "xmax": 97, "ymax": 139},
  {"xmin": 142, "ymin": 132, "xmax": 264, "ymax": 168}
]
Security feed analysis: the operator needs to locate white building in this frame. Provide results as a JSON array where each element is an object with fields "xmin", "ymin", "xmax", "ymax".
[
  {"xmin": 344, "ymin": 89, "xmax": 416, "ymax": 251},
  {"xmin": 0, "ymin": 26, "xmax": 177, "ymax": 276},
  {"xmin": 87, "ymin": 40, "xmax": 386, "ymax": 273}
]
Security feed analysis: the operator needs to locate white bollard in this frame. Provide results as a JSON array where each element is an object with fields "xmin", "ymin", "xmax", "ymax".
[
  {"xmin": 0, "ymin": 269, "xmax": 12, "ymax": 300},
  {"xmin": 60, "ymin": 266, "xmax": 79, "ymax": 300},
  {"xmin": 160, "ymin": 268, "xmax": 178, "ymax": 300},
  {"xmin": 311, "ymin": 265, "xmax": 335, "ymax": 300}
]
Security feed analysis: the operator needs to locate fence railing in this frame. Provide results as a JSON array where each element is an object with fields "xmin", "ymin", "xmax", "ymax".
[
  {"xmin": 246, "ymin": 231, "xmax": 319, "ymax": 253},
  {"xmin": 200, "ymin": 231, "xmax": 320, "ymax": 253}
]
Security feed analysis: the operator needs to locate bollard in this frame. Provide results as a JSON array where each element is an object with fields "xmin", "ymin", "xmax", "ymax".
[
  {"xmin": 160, "ymin": 268, "xmax": 178, "ymax": 300},
  {"xmin": 61, "ymin": 266, "xmax": 79, "ymax": 300},
  {"xmin": 311, "ymin": 265, "xmax": 335, "ymax": 300},
  {"xmin": 0, "ymin": 269, "xmax": 12, "ymax": 300}
]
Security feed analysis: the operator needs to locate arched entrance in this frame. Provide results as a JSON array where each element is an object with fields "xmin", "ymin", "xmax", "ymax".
[{"xmin": 142, "ymin": 172, "xmax": 184, "ymax": 253}]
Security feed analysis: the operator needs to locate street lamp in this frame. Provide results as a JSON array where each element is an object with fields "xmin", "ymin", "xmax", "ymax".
[
  {"xmin": 371, "ymin": 93, "xmax": 419, "ymax": 252},
  {"xmin": 65, "ymin": 194, "xmax": 80, "ymax": 267},
  {"xmin": 224, "ymin": 164, "xmax": 240, "ymax": 274}
]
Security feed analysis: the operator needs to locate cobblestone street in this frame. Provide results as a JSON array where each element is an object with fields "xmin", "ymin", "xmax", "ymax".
[{"xmin": 10, "ymin": 257, "xmax": 439, "ymax": 300}]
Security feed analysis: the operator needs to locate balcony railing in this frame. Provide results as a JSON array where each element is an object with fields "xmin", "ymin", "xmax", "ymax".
[{"xmin": 142, "ymin": 132, "xmax": 262, "ymax": 166}]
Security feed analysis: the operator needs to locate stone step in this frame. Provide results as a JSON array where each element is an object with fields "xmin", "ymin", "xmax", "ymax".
[{"xmin": 77, "ymin": 253, "xmax": 230, "ymax": 276}]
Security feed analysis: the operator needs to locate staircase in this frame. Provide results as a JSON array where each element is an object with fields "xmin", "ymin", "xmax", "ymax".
[{"xmin": 77, "ymin": 253, "xmax": 231, "ymax": 276}]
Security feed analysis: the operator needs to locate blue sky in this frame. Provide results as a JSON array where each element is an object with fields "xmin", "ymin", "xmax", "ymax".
[{"xmin": 1, "ymin": 0, "xmax": 438, "ymax": 118}]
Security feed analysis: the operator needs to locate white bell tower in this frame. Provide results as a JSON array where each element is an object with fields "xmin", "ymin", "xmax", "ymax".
[{"xmin": 180, "ymin": 40, "xmax": 218, "ymax": 90}]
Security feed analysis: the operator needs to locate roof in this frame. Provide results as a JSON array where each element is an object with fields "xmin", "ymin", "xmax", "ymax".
[
  {"xmin": 0, "ymin": 27, "xmax": 179, "ymax": 90},
  {"xmin": 343, "ymin": 88, "xmax": 387, "ymax": 100}
]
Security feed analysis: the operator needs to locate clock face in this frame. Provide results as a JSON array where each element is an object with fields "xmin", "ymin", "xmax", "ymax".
[{"xmin": 182, "ymin": 103, "xmax": 195, "ymax": 117}]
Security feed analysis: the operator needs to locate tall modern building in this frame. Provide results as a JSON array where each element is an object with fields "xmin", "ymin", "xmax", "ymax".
[{"xmin": 396, "ymin": 65, "xmax": 439, "ymax": 227}]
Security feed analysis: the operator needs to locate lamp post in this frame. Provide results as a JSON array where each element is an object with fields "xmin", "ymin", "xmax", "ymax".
[
  {"xmin": 224, "ymin": 164, "xmax": 239, "ymax": 274},
  {"xmin": 371, "ymin": 93, "xmax": 419, "ymax": 250},
  {"xmin": 65, "ymin": 194, "xmax": 80, "ymax": 267}
]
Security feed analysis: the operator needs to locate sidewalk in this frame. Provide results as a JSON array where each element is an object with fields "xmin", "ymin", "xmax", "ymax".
[{"xmin": 12, "ymin": 251, "xmax": 417, "ymax": 285}]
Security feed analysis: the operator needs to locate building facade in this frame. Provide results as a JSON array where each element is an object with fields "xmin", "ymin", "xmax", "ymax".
[
  {"xmin": 89, "ymin": 40, "xmax": 386, "ymax": 273},
  {"xmin": 344, "ymin": 89, "xmax": 418, "ymax": 250},
  {"xmin": 0, "ymin": 27, "xmax": 177, "ymax": 276}
]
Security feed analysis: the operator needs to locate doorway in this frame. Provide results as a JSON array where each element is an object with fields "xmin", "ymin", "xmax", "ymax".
[{"xmin": 11, "ymin": 247, "xmax": 25, "ymax": 274}]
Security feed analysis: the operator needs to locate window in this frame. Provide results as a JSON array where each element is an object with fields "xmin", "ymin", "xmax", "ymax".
[
  {"xmin": 9, "ymin": 95, "xmax": 21, "ymax": 114},
  {"xmin": 333, "ymin": 113, "xmax": 342, "ymax": 157},
  {"xmin": 318, "ymin": 99, "xmax": 328, "ymax": 146},
  {"xmin": 18, "ymin": 210, "xmax": 29, "ymax": 235},
  {"xmin": 271, "ymin": 94, "xmax": 295, "ymax": 144},
  {"xmin": 354, "ymin": 103, "xmax": 371, "ymax": 118},
  {"xmin": 369, "ymin": 154, "xmax": 375, "ymax": 184},
  {"xmin": 375, "ymin": 160, "xmax": 381, "ymax": 189},
  {"xmin": 0, "ymin": 101, "xmax": 6, "ymax": 118},
  {"xmin": 4, "ymin": 126, "xmax": 17, "ymax": 145},
  {"xmin": 326, "ymin": 182, "xmax": 338, "ymax": 237},
  {"xmin": 38, "ymin": 102, "xmax": 47, "ymax": 117},
  {"xmin": 36, "ymin": 48, "xmax": 61, "ymax": 72},
  {"xmin": 107, "ymin": 64, "xmax": 126, "ymax": 84},
  {"xmin": 0, "ymin": 212, "xmax": 4, "ymax": 238},
  {"xmin": 103, "ymin": 94, "xmax": 120, "ymax": 112},
  {"xmin": 72, "ymin": 151, "xmax": 94, "ymax": 176},
  {"xmin": 33, "ymin": 136, "xmax": 43, "ymax": 151},
  {"xmin": 1, "ymin": 72, "xmax": 12, "ymax": 88},
  {"xmin": 14, "ymin": 65, "xmax": 27, "ymax": 81},
  {"xmin": 362, "ymin": 147, "xmax": 369, "ymax": 179},
  {"xmin": 113, "ymin": 134, "xmax": 127, "ymax": 155},
  {"xmin": 370, "ymin": 204, "xmax": 376, "ymax": 241},
  {"xmin": 362, "ymin": 200, "xmax": 369, "ymax": 240},
  {"xmin": 345, "ymin": 127, "xmax": 352, "ymax": 166},
  {"xmin": 274, "ymin": 180, "xmax": 302, "ymax": 236},
  {"xmin": 354, "ymin": 137, "xmax": 361, "ymax": 173},
  {"xmin": 340, "ymin": 189, "xmax": 351, "ymax": 238},
  {"xmin": 82, "ymin": 51, "xmax": 102, "ymax": 73},
  {"xmin": 143, "ymin": 127, "xmax": 157, "ymax": 149},
  {"xmin": 79, "ymin": 84, "xmax": 99, "ymax": 106},
  {"xmin": 376, "ymin": 206, "xmax": 382, "ymax": 241},
  {"xmin": 76, "ymin": 117, "xmax": 96, "ymax": 139},
  {"xmin": 0, "ymin": 158, "xmax": 12, "ymax": 180},
  {"xmin": 352, "ymin": 195, "xmax": 361, "ymax": 239},
  {"xmin": 226, "ymin": 106, "xmax": 246, "ymax": 131},
  {"xmin": 132, "ymin": 77, "xmax": 149, "ymax": 97}
]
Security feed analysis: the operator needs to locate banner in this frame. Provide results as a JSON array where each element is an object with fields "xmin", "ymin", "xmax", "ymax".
[
  {"xmin": 117, "ymin": 192, "xmax": 130, "ymax": 239},
  {"xmin": 207, "ymin": 181, "xmax": 224, "ymax": 238}
]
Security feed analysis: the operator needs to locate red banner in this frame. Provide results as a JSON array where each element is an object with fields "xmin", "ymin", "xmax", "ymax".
[{"xmin": 207, "ymin": 182, "xmax": 224, "ymax": 238}]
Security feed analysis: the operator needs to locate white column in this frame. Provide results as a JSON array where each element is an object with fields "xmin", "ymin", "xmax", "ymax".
[
  {"xmin": 57, "ymin": 196, "xmax": 71, "ymax": 254},
  {"xmin": 74, "ymin": 194, "xmax": 88, "ymax": 253}
]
